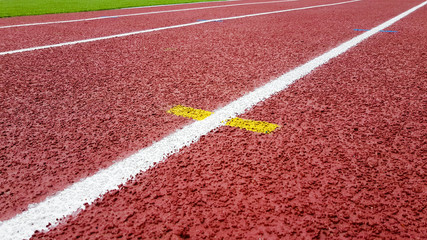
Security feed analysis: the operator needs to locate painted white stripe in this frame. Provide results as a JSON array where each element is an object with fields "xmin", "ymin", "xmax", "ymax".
[
  {"xmin": 0, "ymin": 1, "xmax": 425, "ymax": 239},
  {"xmin": 0, "ymin": 0, "xmax": 296, "ymax": 29},
  {"xmin": 0, "ymin": 0, "xmax": 359, "ymax": 56}
]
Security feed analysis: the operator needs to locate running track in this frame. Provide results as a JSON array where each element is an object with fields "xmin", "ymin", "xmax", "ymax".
[{"xmin": 0, "ymin": 0, "xmax": 426, "ymax": 238}]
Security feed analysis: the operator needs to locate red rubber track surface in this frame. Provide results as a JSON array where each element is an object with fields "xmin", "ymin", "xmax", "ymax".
[
  {"xmin": 0, "ymin": 1, "xmax": 263, "ymax": 27},
  {"xmin": 0, "ymin": 0, "xmax": 385, "ymax": 220},
  {"xmin": 33, "ymin": 4, "xmax": 427, "ymax": 239},
  {"xmin": 0, "ymin": 0, "xmax": 250, "ymax": 26},
  {"xmin": 0, "ymin": 0, "xmax": 425, "ymax": 238},
  {"xmin": 0, "ymin": 0, "xmax": 336, "ymax": 52}
]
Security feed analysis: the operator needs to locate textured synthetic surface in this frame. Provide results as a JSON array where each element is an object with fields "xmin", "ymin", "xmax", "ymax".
[
  {"xmin": 0, "ymin": 0, "xmax": 322, "ymax": 51},
  {"xmin": 1, "ymin": 0, "xmax": 372, "ymax": 220},
  {"xmin": 0, "ymin": 0, "xmax": 426, "ymax": 238}
]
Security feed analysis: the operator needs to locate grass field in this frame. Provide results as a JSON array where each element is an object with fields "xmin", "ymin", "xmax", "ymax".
[{"xmin": 0, "ymin": 0, "xmax": 222, "ymax": 18}]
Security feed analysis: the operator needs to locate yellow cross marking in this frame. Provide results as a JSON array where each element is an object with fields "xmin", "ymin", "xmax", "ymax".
[{"xmin": 167, "ymin": 105, "xmax": 279, "ymax": 134}]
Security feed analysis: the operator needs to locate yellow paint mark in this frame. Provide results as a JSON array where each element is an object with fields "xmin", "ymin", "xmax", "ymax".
[
  {"xmin": 168, "ymin": 105, "xmax": 279, "ymax": 134},
  {"xmin": 167, "ymin": 105, "xmax": 212, "ymax": 121},
  {"xmin": 225, "ymin": 117, "xmax": 279, "ymax": 134}
]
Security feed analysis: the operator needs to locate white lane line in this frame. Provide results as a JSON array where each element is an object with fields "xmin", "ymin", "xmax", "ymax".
[
  {"xmin": 1, "ymin": 1, "xmax": 425, "ymax": 239},
  {"xmin": 0, "ymin": 0, "xmax": 359, "ymax": 56},
  {"xmin": 0, "ymin": 0, "xmax": 296, "ymax": 29}
]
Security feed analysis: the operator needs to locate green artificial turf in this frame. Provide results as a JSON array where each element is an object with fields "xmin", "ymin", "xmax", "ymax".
[{"xmin": 0, "ymin": 0, "xmax": 222, "ymax": 18}]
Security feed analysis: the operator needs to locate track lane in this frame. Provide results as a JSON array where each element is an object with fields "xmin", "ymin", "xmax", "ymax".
[
  {"xmin": 0, "ymin": 0, "xmax": 308, "ymax": 51},
  {"xmin": 0, "ymin": 0, "xmax": 296, "ymax": 29},
  {"xmin": 31, "ymin": 4, "xmax": 427, "ymax": 239},
  {"xmin": 0, "ymin": 0, "xmax": 240, "ymax": 26},
  {"xmin": 0, "ymin": 0, "xmax": 424, "ymax": 231}
]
